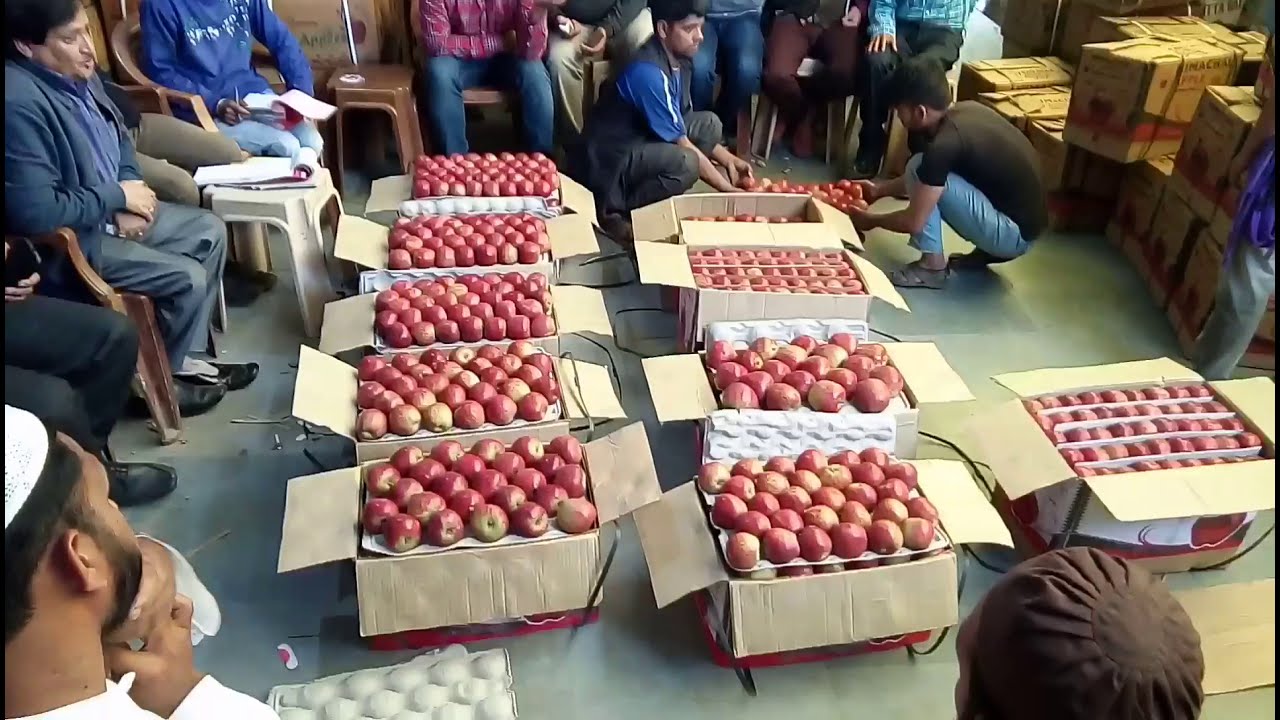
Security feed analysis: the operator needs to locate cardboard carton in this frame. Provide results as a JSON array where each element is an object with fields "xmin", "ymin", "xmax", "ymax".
[
  {"xmin": 365, "ymin": 172, "xmax": 600, "ymax": 229},
  {"xmin": 291, "ymin": 346, "xmax": 627, "ymax": 461},
  {"xmin": 1001, "ymin": 0, "xmax": 1070, "ymax": 56},
  {"xmin": 1002, "ymin": 41, "xmax": 1035, "ymax": 59},
  {"xmin": 978, "ymin": 86, "xmax": 1073, "ymax": 131},
  {"xmin": 273, "ymin": 0, "xmax": 383, "ymax": 66},
  {"xmin": 1168, "ymin": 86, "xmax": 1262, "ymax": 221},
  {"xmin": 1045, "ymin": 192, "xmax": 1116, "ymax": 233},
  {"xmin": 1107, "ymin": 155, "xmax": 1175, "ymax": 246},
  {"xmin": 278, "ymin": 421, "xmax": 661, "ymax": 635},
  {"xmin": 1140, "ymin": 189, "xmax": 1205, "ymax": 302},
  {"xmin": 972, "ymin": 358, "xmax": 1275, "ymax": 570},
  {"xmin": 641, "ymin": 342, "xmax": 973, "ymax": 458},
  {"xmin": 317, "ymin": 284, "xmax": 614, "ymax": 356},
  {"xmin": 1064, "ymin": 38, "xmax": 1240, "ymax": 163},
  {"xmin": 633, "ymin": 459, "xmax": 1012, "ymax": 658},
  {"xmin": 956, "ymin": 57, "xmax": 1075, "ymax": 102},
  {"xmin": 1167, "ymin": 227, "xmax": 1226, "ymax": 337},
  {"xmin": 1056, "ymin": 0, "xmax": 1247, "ymax": 62},
  {"xmin": 1175, "ymin": 580, "xmax": 1276, "ymax": 696},
  {"xmin": 630, "ymin": 192, "xmax": 860, "ymax": 249},
  {"xmin": 1027, "ymin": 118, "xmax": 1124, "ymax": 196}
]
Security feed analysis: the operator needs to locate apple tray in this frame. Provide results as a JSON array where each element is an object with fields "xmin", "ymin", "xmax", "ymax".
[
  {"xmin": 359, "ymin": 265, "xmax": 554, "ymax": 296},
  {"xmin": 700, "ymin": 410, "xmax": 898, "ymax": 463},
  {"xmin": 399, "ymin": 195, "xmax": 558, "ymax": 218},
  {"xmin": 1076, "ymin": 445, "xmax": 1263, "ymax": 470},
  {"xmin": 704, "ymin": 318, "xmax": 871, "ymax": 347},
  {"xmin": 1034, "ymin": 396, "xmax": 1234, "ymax": 423},
  {"xmin": 371, "ymin": 311, "xmax": 565, "ymax": 354},
  {"xmin": 359, "ymin": 507, "xmax": 591, "ymax": 558}
]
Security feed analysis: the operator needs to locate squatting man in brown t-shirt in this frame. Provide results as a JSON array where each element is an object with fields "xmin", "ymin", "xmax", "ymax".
[{"xmin": 849, "ymin": 57, "xmax": 1048, "ymax": 289}]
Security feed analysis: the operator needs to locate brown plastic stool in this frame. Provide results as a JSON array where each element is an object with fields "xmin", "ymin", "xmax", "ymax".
[{"xmin": 329, "ymin": 65, "xmax": 426, "ymax": 192}]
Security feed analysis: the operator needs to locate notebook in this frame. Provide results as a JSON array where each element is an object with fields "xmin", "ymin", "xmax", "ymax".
[{"xmin": 193, "ymin": 151, "xmax": 321, "ymax": 188}]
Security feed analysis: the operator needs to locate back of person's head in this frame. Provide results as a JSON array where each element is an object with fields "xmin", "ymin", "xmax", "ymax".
[
  {"xmin": 651, "ymin": 0, "xmax": 710, "ymax": 26},
  {"xmin": 956, "ymin": 547, "xmax": 1205, "ymax": 720},
  {"xmin": 4, "ymin": 0, "xmax": 81, "ymax": 59},
  {"xmin": 885, "ymin": 56, "xmax": 953, "ymax": 112},
  {"xmin": 4, "ymin": 406, "xmax": 142, "ymax": 646}
]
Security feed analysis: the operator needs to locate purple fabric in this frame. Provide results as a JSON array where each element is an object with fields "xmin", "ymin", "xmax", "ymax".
[{"xmin": 1228, "ymin": 137, "xmax": 1275, "ymax": 262}]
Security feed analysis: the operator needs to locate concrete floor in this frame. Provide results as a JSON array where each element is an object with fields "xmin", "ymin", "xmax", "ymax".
[{"xmin": 115, "ymin": 11, "xmax": 1275, "ymax": 719}]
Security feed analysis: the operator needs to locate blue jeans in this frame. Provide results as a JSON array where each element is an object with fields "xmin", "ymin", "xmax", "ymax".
[
  {"xmin": 216, "ymin": 119, "xmax": 324, "ymax": 164},
  {"xmin": 691, "ymin": 14, "xmax": 765, "ymax": 136},
  {"xmin": 423, "ymin": 55, "xmax": 554, "ymax": 155},
  {"xmin": 904, "ymin": 154, "xmax": 1030, "ymax": 259}
]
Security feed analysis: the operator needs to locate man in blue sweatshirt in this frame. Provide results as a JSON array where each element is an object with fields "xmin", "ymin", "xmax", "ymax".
[
  {"xmin": 690, "ymin": 0, "xmax": 766, "ymax": 140},
  {"xmin": 139, "ymin": 0, "xmax": 323, "ymax": 164}
]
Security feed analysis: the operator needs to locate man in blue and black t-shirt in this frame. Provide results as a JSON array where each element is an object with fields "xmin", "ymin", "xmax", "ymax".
[{"xmin": 569, "ymin": 0, "xmax": 754, "ymax": 244}]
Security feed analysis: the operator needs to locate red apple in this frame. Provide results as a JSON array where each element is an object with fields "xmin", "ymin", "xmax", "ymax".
[
  {"xmin": 867, "ymin": 519, "xmax": 904, "ymax": 555},
  {"xmin": 763, "ymin": 383, "xmax": 803, "ymax": 410},
  {"xmin": 795, "ymin": 450, "xmax": 828, "ymax": 474},
  {"xmin": 735, "ymin": 510, "xmax": 772, "ymax": 537},
  {"xmin": 901, "ymin": 517, "xmax": 936, "ymax": 551},
  {"xmin": 553, "ymin": 465, "xmax": 588, "ymax": 498},
  {"xmin": 754, "ymin": 470, "xmax": 790, "ymax": 496},
  {"xmin": 364, "ymin": 463, "xmax": 400, "ymax": 497},
  {"xmin": 470, "ymin": 504, "xmax": 510, "ymax": 542},
  {"xmin": 802, "ymin": 505, "xmax": 839, "ymax": 531},
  {"xmin": 362, "ymin": 498, "xmax": 399, "ymax": 534},
  {"xmin": 811, "ymin": 486, "xmax": 846, "ymax": 510},
  {"xmin": 725, "ymin": 532, "xmax": 762, "ymax": 571},
  {"xmin": 556, "ymin": 498, "xmax": 598, "ymax": 533},
  {"xmin": 405, "ymin": 491, "xmax": 447, "ymax": 524},
  {"xmin": 381, "ymin": 514, "xmax": 422, "ymax": 552},
  {"xmin": 778, "ymin": 486, "xmax": 812, "ymax": 512},
  {"xmin": 906, "ymin": 496, "xmax": 939, "ymax": 523},
  {"xmin": 850, "ymin": 379, "xmax": 892, "ymax": 413},
  {"xmin": 781, "ymin": 370, "xmax": 817, "ymax": 396},
  {"xmin": 724, "ymin": 475, "xmax": 757, "ymax": 501},
  {"xmin": 705, "ymin": 340, "xmax": 737, "ymax": 369},
  {"xmin": 797, "ymin": 526, "xmax": 832, "ymax": 562},
  {"xmin": 721, "ymin": 382, "xmax": 761, "ymax": 409},
  {"xmin": 873, "ymin": 498, "xmax": 909, "ymax": 524},
  {"xmin": 511, "ymin": 502, "xmax": 550, "ymax": 537},
  {"xmin": 830, "ymin": 522, "xmax": 868, "ymax": 558},
  {"xmin": 712, "ymin": 494, "xmax": 749, "ymax": 529},
  {"xmin": 447, "ymin": 488, "xmax": 485, "ymax": 523},
  {"xmin": 533, "ymin": 484, "xmax": 569, "ymax": 513},
  {"xmin": 697, "ymin": 462, "xmax": 732, "ymax": 494},
  {"xmin": 424, "ymin": 508, "xmax": 465, "ymax": 547},
  {"xmin": 770, "ymin": 508, "xmax": 804, "ymax": 533},
  {"xmin": 548, "ymin": 435, "xmax": 584, "ymax": 464},
  {"xmin": 838, "ymin": 501, "xmax": 873, "ymax": 528},
  {"xmin": 732, "ymin": 459, "xmax": 764, "ymax": 477},
  {"xmin": 807, "ymin": 380, "xmax": 846, "ymax": 412},
  {"xmin": 788, "ymin": 469, "xmax": 822, "ymax": 494},
  {"xmin": 512, "ymin": 436, "xmax": 545, "ymax": 464},
  {"xmin": 762, "ymin": 528, "xmax": 801, "ymax": 564}
]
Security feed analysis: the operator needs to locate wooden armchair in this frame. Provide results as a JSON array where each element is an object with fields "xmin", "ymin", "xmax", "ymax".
[{"xmin": 22, "ymin": 229, "xmax": 183, "ymax": 445}]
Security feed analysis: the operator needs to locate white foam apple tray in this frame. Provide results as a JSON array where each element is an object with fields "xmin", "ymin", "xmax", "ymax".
[
  {"xmin": 702, "ymin": 408, "xmax": 900, "ymax": 460},
  {"xmin": 704, "ymin": 318, "xmax": 871, "ymax": 346},
  {"xmin": 358, "ymin": 266, "xmax": 553, "ymax": 296},
  {"xmin": 268, "ymin": 644, "xmax": 517, "ymax": 720},
  {"xmin": 399, "ymin": 196, "xmax": 559, "ymax": 218}
]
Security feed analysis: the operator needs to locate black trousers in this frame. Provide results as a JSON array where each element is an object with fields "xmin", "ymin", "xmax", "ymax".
[
  {"xmin": 858, "ymin": 21, "xmax": 964, "ymax": 152},
  {"xmin": 4, "ymin": 296, "xmax": 139, "ymax": 453},
  {"xmin": 609, "ymin": 111, "xmax": 724, "ymax": 217}
]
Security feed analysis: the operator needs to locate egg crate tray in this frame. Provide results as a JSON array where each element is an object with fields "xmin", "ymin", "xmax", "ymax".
[
  {"xmin": 399, "ymin": 197, "xmax": 560, "ymax": 218},
  {"xmin": 704, "ymin": 319, "xmax": 871, "ymax": 346},
  {"xmin": 701, "ymin": 410, "xmax": 898, "ymax": 463},
  {"xmin": 359, "ymin": 266, "xmax": 553, "ymax": 296},
  {"xmin": 267, "ymin": 645, "xmax": 517, "ymax": 720}
]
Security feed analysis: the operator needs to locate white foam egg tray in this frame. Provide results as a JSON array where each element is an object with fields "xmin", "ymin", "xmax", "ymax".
[
  {"xmin": 399, "ymin": 197, "xmax": 559, "ymax": 218},
  {"xmin": 358, "ymin": 264, "xmax": 554, "ymax": 295},
  {"xmin": 268, "ymin": 645, "xmax": 517, "ymax": 720},
  {"xmin": 701, "ymin": 408, "xmax": 900, "ymax": 464},
  {"xmin": 705, "ymin": 319, "xmax": 871, "ymax": 346}
]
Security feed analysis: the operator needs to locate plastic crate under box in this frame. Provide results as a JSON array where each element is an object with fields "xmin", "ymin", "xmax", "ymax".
[{"xmin": 367, "ymin": 608, "xmax": 601, "ymax": 652}]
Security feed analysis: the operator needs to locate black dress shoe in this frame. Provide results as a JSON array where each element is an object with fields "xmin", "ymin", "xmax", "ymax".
[
  {"xmin": 131, "ymin": 380, "xmax": 226, "ymax": 418},
  {"xmin": 108, "ymin": 462, "xmax": 178, "ymax": 507},
  {"xmin": 210, "ymin": 361, "xmax": 259, "ymax": 391}
]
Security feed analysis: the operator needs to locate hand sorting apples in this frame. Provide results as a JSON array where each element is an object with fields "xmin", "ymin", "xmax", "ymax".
[
  {"xmin": 362, "ymin": 437, "xmax": 598, "ymax": 553},
  {"xmin": 1024, "ymin": 385, "xmax": 1266, "ymax": 476},
  {"xmin": 356, "ymin": 342, "xmax": 561, "ymax": 440},
  {"xmin": 690, "ymin": 249, "xmax": 867, "ymax": 295},
  {"xmin": 704, "ymin": 334, "xmax": 903, "ymax": 413},
  {"xmin": 697, "ymin": 450, "xmax": 941, "ymax": 576},
  {"xmin": 411, "ymin": 152, "xmax": 559, "ymax": 199},
  {"xmin": 386, "ymin": 214, "xmax": 551, "ymax": 270},
  {"xmin": 373, "ymin": 273, "xmax": 556, "ymax": 349}
]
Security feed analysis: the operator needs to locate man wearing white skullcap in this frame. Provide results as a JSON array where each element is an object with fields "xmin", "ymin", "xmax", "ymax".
[{"xmin": 4, "ymin": 406, "xmax": 277, "ymax": 720}]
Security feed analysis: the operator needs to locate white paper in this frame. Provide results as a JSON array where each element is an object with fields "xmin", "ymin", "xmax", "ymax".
[
  {"xmin": 194, "ymin": 157, "xmax": 298, "ymax": 187},
  {"xmin": 275, "ymin": 89, "xmax": 337, "ymax": 120}
]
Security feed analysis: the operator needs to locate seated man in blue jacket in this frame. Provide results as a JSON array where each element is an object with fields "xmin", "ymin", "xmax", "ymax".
[
  {"xmin": 5, "ymin": 0, "xmax": 258, "ymax": 399},
  {"xmin": 139, "ymin": 0, "xmax": 323, "ymax": 164}
]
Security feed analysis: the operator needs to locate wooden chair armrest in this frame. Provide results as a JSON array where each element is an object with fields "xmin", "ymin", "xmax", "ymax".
[
  {"xmin": 154, "ymin": 88, "xmax": 220, "ymax": 133},
  {"xmin": 23, "ymin": 229, "xmax": 122, "ymax": 311},
  {"xmin": 121, "ymin": 85, "xmax": 165, "ymax": 115}
]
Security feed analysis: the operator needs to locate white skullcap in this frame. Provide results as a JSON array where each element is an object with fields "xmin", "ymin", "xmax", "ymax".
[{"xmin": 5, "ymin": 405, "xmax": 50, "ymax": 530}]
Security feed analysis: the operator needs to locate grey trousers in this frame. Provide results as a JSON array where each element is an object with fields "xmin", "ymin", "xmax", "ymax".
[
  {"xmin": 94, "ymin": 202, "xmax": 228, "ymax": 364},
  {"xmin": 1196, "ymin": 242, "xmax": 1275, "ymax": 380},
  {"xmin": 611, "ymin": 111, "xmax": 723, "ymax": 215}
]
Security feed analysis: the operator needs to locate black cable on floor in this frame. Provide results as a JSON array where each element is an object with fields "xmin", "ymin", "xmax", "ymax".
[
  {"xmin": 1189, "ymin": 522, "xmax": 1276, "ymax": 572},
  {"xmin": 579, "ymin": 251, "xmax": 631, "ymax": 267},
  {"xmin": 869, "ymin": 328, "xmax": 903, "ymax": 343},
  {"xmin": 918, "ymin": 430, "xmax": 1010, "ymax": 575},
  {"xmin": 558, "ymin": 279, "xmax": 637, "ymax": 290}
]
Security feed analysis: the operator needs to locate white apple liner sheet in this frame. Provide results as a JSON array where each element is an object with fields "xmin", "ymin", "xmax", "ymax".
[
  {"xmin": 399, "ymin": 196, "xmax": 559, "ymax": 218},
  {"xmin": 1076, "ymin": 445, "xmax": 1264, "ymax": 470},
  {"xmin": 268, "ymin": 645, "xmax": 518, "ymax": 720},
  {"xmin": 704, "ymin": 318, "xmax": 871, "ymax": 346},
  {"xmin": 359, "ymin": 264, "xmax": 552, "ymax": 294},
  {"xmin": 1055, "ymin": 427, "xmax": 1250, "ymax": 450}
]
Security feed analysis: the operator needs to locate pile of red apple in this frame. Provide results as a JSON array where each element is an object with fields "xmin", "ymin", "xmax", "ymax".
[
  {"xmin": 736, "ymin": 178, "xmax": 869, "ymax": 214},
  {"xmin": 697, "ymin": 449, "xmax": 941, "ymax": 576},
  {"xmin": 386, "ymin": 214, "xmax": 550, "ymax": 269},
  {"xmin": 373, "ymin": 273, "xmax": 556, "ymax": 349},
  {"xmin": 355, "ymin": 341, "xmax": 561, "ymax": 440},
  {"xmin": 411, "ymin": 152, "xmax": 558, "ymax": 199},
  {"xmin": 691, "ymin": 249, "xmax": 865, "ymax": 295},
  {"xmin": 704, "ymin": 334, "xmax": 904, "ymax": 413},
  {"xmin": 361, "ymin": 437, "xmax": 598, "ymax": 552}
]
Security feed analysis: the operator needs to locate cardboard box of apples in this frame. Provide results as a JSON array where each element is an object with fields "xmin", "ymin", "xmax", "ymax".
[
  {"xmin": 292, "ymin": 344, "xmax": 626, "ymax": 462},
  {"xmin": 643, "ymin": 322, "xmax": 972, "ymax": 457},
  {"xmin": 318, "ymin": 279, "xmax": 614, "ymax": 357},
  {"xmin": 279, "ymin": 422, "xmax": 662, "ymax": 636},
  {"xmin": 972, "ymin": 358, "xmax": 1275, "ymax": 572},
  {"xmin": 634, "ymin": 439, "xmax": 1011, "ymax": 659}
]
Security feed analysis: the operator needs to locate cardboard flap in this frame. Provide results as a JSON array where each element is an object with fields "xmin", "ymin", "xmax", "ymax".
[
  {"xmin": 1211, "ymin": 377, "xmax": 1275, "ymax": 447},
  {"xmin": 1086, "ymin": 459, "xmax": 1276, "ymax": 522},
  {"xmin": 812, "ymin": 200, "xmax": 863, "ymax": 250},
  {"xmin": 971, "ymin": 400, "xmax": 1073, "ymax": 500},
  {"xmin": 914, "ymin": 459, "xmax": 1013, "ymax": 548},
  {"xmin": 1174, "ymin": 580, "xmax": 1275, "ymax": 696},
  {"xmin": 549, "ymin": 285, "xmax": 614, "ymax": 337},
  {"xmin": 333, "ymin": 215, "xmax": 390, "ymax": 269},
  {"xmin": 849, "ymin": 253, "xmax": 909, "ymax": 311},
  {"xmin": 582, "ymin": 421, "xmax": 662, "ymax": 524},
  {"xmin": 883, "ymin": 342, "xmax": 974, "ymax": 405},
  {"xmin": 277, "ymin": 467, "xmax": 360, "ymax": 572},
  {"xmin": 992, "ymin": 357, "xmax": 1201, "ymax": 397},
  {"xmin": 554, "ymin": 357, "xmax": 627, "ymax": 420},
  {"xmin": 632, "ymin": 483, "xmax": 727, "ymax": 608},
  {"xmin": 642, "ymin": 354, "xmax": 718, "ymax": 423},
  {"xmin": 557, "ymin": 173, "xmax": 599, "ymax": 227},
  {"xmin": 318, "ymin": 294, "xmax": 376, "ymax": 354},
  {"xmin": 631, "ymin": 200, "xmax": 680, "ymax": 244},
  {"xmin": 292, "ymin": 346, "xmax": 359, "ymax": 438},
  {"xmin": 634, "ymin": 241, "xmax": 696, "ymax": 289},
  {"xmin": 763, "ymin": 224, "xmax": 845, "ymax": 249},
  {"xmin": 366, "ymin": 174, "xmax": 411, "ymax": 214},
  {"xmin": 545, "ymin": 214, "xmax": 601, "ymax": 259}
]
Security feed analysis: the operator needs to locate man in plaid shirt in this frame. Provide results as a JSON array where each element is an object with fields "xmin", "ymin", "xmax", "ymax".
[
  {"xmin": 851, "ymin": 0, "xmax": 975, "ymax": 178},
  {"xmin": 420, "ymin": 0, "xmax": 561, "ymax": 154}
]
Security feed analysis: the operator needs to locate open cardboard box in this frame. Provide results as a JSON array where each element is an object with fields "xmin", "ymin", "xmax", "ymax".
[
  {"xmin": 292, "ymin": 346, "xmax": 627, "ymax": 462},
  {"xmin": 971, "ymin": 358, "xmax": 1275, "ymax": 570},
  {"xmin": 332, "ymin": 214, "xmax": 601, "ymax": 283},
  {"xmin": 642, "ymin": 342, "xmax": 973, "ymax": 458},
  {"xmin": 365, "ymin": 172, "xmax": 600, "ymax": 229},
  {"xmin": 317, "ymin": 284, "xmax": 614, "ymax": 356},
  {"xmin": 634, "ymin": 459, "xmax": 1012, "ymax": 658},
  {"xmin": 278, "ymin": 422, "xmax": 661, "ymax": 636},
  {"xmin": 631, "ymin": 192, "xmax": 861, "ymax": 250},
  {"xmin": 635, "ymin": 237, "xmax": 907, "ymax": 348}
]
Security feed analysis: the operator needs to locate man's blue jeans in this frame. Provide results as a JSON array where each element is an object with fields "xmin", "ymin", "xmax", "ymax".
[
  {"xmin": 423, "ymin": 54, "xmax": 554, "ymax": 156},
  {"xmin": 216, "ymin": 119, "xmax": 324, "ymax": 164},
  {"xmin": 904, "ymin": 154, "xmax": 1030, "ymax": 259},
  {"xmin": 691, "ymin": 13, "xmax": 765, "ymax": 137}
]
